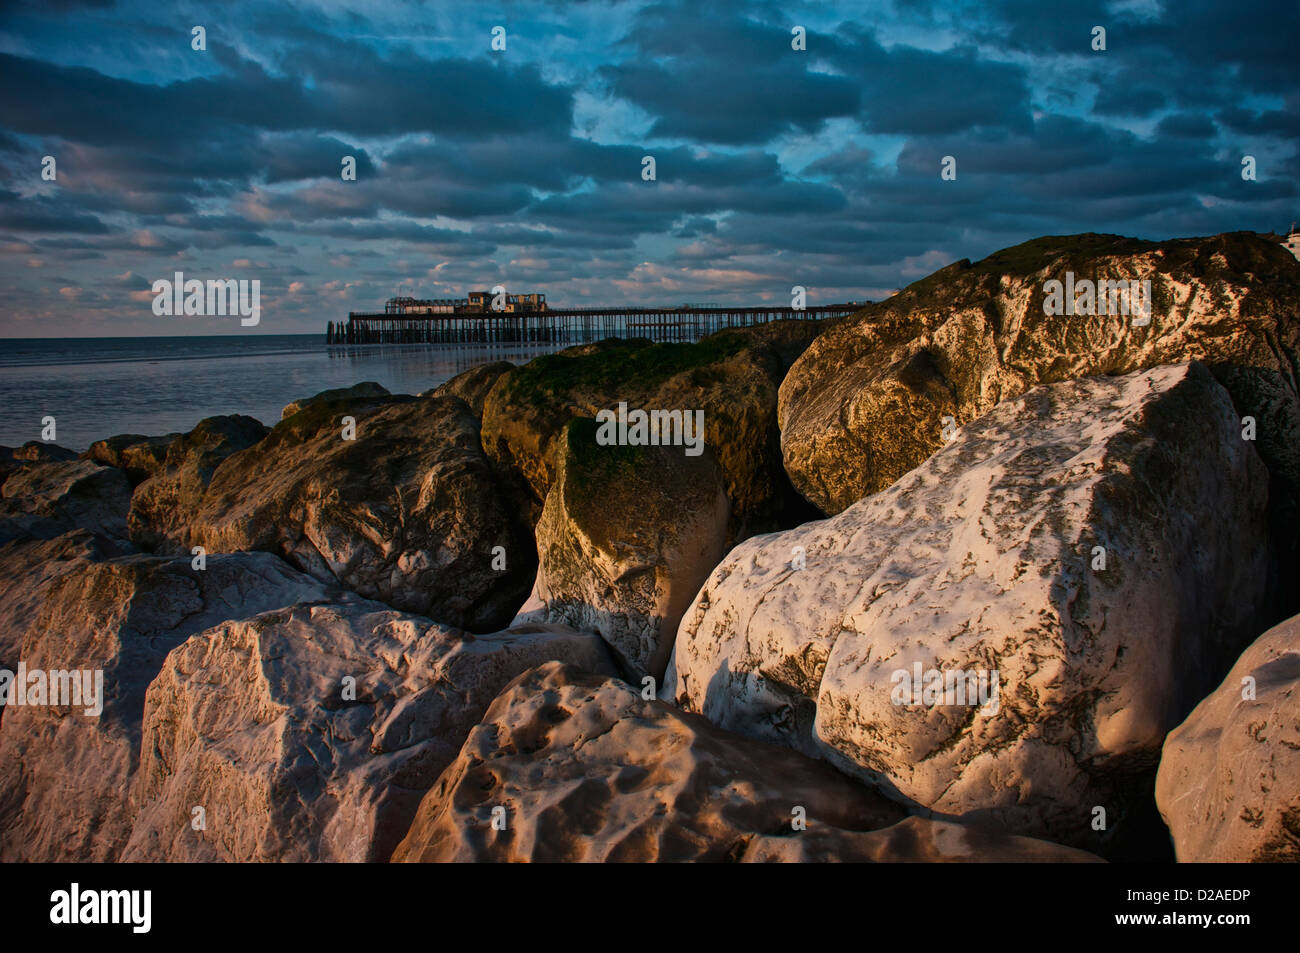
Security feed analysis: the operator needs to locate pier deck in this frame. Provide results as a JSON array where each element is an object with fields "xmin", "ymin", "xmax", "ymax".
[{"xmin": 327, "ymin": 304, "xmax": 865, "ymax": 345}]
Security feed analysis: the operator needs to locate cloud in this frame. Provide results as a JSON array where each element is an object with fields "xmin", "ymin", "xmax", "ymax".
[
  {"xmin": 0, "ymin": 0, "xmax": 1296, "ymax": 334},
  {"xmin": 825, "ymin": 29, "xmax": 1034, "ymax": 135},
  {"xmin": 0, "ymin": 189, "xmax": 109, "ymax": 233}
]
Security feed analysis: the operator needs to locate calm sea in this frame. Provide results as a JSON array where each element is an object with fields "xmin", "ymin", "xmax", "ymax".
[{"xmin": 0, "ymin": 335, "xmax": 563, "ymax": 451}]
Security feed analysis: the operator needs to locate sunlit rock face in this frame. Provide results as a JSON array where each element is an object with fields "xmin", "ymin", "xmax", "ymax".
[
  {"xmin": 670, "ymin": 362, "xmax": 1272, "ymax": 857},
  {"xmin": 1157, "ymin": 611, "xmax": 1300, "ymax": 862},
  {"xmin": 0, "ymin": 552, "xmax": 339, "ymax": 862},
  {"xmin": 84, "ymin": 432, "xmax": 176, "ymax": 486},
  {"xmin": 128, "ymin": 415, "xmax": 269, "ymax": 553},
  {"xmin": 778, "ymin": 233, "xmax": 1300, "ymax": 528}
]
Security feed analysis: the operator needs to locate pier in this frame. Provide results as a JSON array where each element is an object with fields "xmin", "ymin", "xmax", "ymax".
[{"xmin": 327, "ymin": 301, "xmax": 867, "ymax": 346}]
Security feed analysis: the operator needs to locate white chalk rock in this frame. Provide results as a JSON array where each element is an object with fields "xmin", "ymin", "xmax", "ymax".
[{"xmin": 669, "ymin": 362, "xmax": 1271, "ymax": 854}]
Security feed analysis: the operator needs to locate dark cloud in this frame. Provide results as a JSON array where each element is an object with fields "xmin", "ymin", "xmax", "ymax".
[
  {"xmin": 0, "ymin": 44, "xmax": 571, "ymax": 146},
  {"xmin": 826, "ymin": 28, "xmax": 1034, "ymax": 135},
  {"xmin": 602, "ymin": 59, "xmax": 859, "ymax": 144},
  {"xmin": 0, "ymin": 189, "xmax": 109, "ymax": 233},
  {"xmin": 599, "ymin": 4, "xmax": 860, "ymax": 144},
  {"xmin": 1093, "ymin": 85, "xmax": 1166, "ymax": 117},
  {"xmin": 1218, "ymin": 104, "xmax": 1300, "ymax": 138},
  {"xmin": 0, "ymin": 0, "xmax": 1296, "ymax": 332},
  {"xmin": 261, "ymin": 136, "xmax": 378, "ymax": 184},
  {"xmin": 1156, "ymin": 112, "xmax": 1217, "ymax": 139},
  {"xmin": 979, "ymin": 0, "xmax": 1300, "ymax": 100}
]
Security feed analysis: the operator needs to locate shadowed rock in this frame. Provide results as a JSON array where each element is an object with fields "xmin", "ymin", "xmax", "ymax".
[
  {"xmin": 391, "ymin": 661, "xmax": 908, "ymax": 862},
  {"xmin": 516, "ymin": 417, "xmax": 729, "ymax": 679},
  {"xmin": 0, "ymin": 447, "xmax": 16, "ymax": 490},
  {"xmin": 481, "ymin": 323, "xmax": 823, "ymax": 541},
  {"xmin": 124, "ymin": 609, "xmax": 614, "ymax": 862},
  {"xmin": 190, "ymin": 394, "xmax": 534, "ymax": 631},
  {"xmin": 741, "ymin": 816, "xmax": 1103, "ymax": 862},
  {"xmin": 0, "ymin": 459, "xmax": 131, "ymax": 545},
  {"xmin": 12, "ymin": 442, "xmax": 78, "ymax": 463}
]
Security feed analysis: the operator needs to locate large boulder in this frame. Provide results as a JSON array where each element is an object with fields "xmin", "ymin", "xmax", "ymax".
[
  {"xmin": 0, "ymin": 459, "xmax": 131, "ymax": 545},
  {"xmin": 668, "ymin": 362, "xmax": 1272, "ymax": 857},
  {"xmin": 426, "ymin": 361, "xmax": 514, "ymax": 418},
  {"xmin": 481, "ymin": 323, "xmax": 823, "ymax": 541},
  {"xmin": 280, "ymin": 381, "xmax": 391, "ymax": 420},
  {"xmin": 779, "ymin": 233, "xmax": 1300, "ymax": 529},
  {"xmin": 0, "ymin": 446, "xmax": 18, "ymax": 490},
  {"xmin": 127, "ymin": 415, "xmax": 269, "ymax": 553},
  {"xmin": 190, "ymin": 394, "xmax": 534, "ymax": 631},
  {"xmin": 124, "ymin": 609, "xmax": 614, "ymax": 862},
  {"xmin": 0, "ymin": 530, "xmax": 115, "ymax": 673},
  {"xmin": 84, "ymin": 433, "xmax": 176, "ymax": 485},
  {"xmin": 391, "ymin": 661, "xmax": 906, "ymax": 862},
  {"xmin": 1156, "ymin": 613, "xmax": 1300, "ymax": 861},
  {"xmin": 519, "ymin": 417, "xmax": 729, "ymax": 679},
  {"xmin": 0, "ymin": 552, "xmax": 338, "ymax": 862},
  {"xmin": 11, "ymin": 441, "xmax": 79, "ymax": 463}
]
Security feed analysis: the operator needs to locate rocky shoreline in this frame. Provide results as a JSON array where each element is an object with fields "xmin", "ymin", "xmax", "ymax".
[{"xmin": 2, "ymin": 230, "xmax": 1298, "ymax": 863}]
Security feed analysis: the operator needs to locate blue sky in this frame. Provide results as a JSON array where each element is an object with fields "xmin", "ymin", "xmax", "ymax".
[{"xmin": 0, "ymin": 0, "xmax": 1296, "ymax": 336}]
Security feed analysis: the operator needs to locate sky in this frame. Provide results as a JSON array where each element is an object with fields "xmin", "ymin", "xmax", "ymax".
[{"xmin": 0, "ymin": 0, "xmax": 1296, "ymax": 337}]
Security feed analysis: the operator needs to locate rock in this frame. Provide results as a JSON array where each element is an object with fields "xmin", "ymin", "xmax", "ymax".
[
  {"xmin": 12, "ymin": 441, "xmax": 79, "ymax": 463},
  {"xmin": 778, "ymin": 232, "xmax": 1300, "ymax": 523},
  {"xmin": 190, "ymin": 394, "xmax": 534, "ymax": 631},
  {"xmin": 281, "ymin": 381, "xmax": 391, "ymax": 420},
  {"xmin": 0, "ymin": 552, "xmax": 339, "ymax": 862},
  {"xmin": 124, "ymin": 610, "xmax": 614, "ymax": 862},
  {"xmin": 668, "ymin": 362, "xmax": 1271, "ymax": 857},
  {"xmin": 481, "ymin": 324, "xmax": 823, "ymax": 541},
  {"xmin": 740, "ymin": 816, "xmax": 1103, "ymax": 862},
  {"xmin": 0, "ymin": 530, "xmax": 114, "ymax": 673},
  {"xmin": 0, "ymin": 459, "xmax": 131, "ymax": 545},
  {"xmin": 425, "ymin": 361, "xmax": 514, "ymax": 418},
  {"xmin": 84, "ymin": 433, "xmax": 176, "ymax": 485},
  {"xmin": 0, "ymin": 447, "xmax": 18, "ymax": 490},
  {"xmin": 127, "ymin": 415, "xmax": 269, "ymax": 554},
  {"xmin": 1156, "ymin": 613, "xmax": 1300, "ymax": 861},
  {"xmin": 391, "ymin": 661, "xmax": 907, "ymax": 862},
  {"xmin": 521, "ymin": 417, "xmax": 729, "ymax": 679}
]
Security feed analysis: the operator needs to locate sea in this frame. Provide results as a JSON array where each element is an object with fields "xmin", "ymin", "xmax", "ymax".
[{"xmin": 0, "ymin": 335, "xmax": 564, "ymax": 451}]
